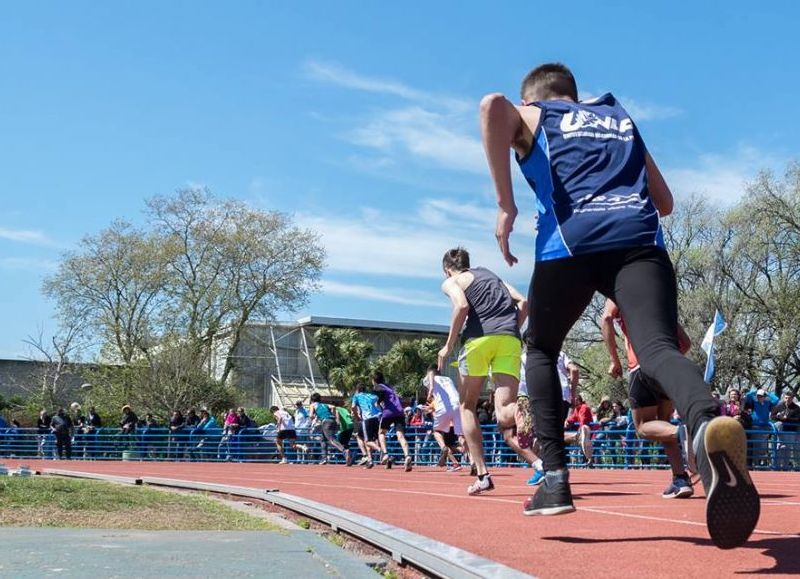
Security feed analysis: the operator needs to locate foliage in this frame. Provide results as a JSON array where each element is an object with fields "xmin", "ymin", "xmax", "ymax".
[
  {"xmin": 373, "ymin": 338, "xmax": 443, "ymax": 398},
  {"xmin": 246, "ymin": 407, "xmax": 275, "ymax": 427},
  {"xmin": 313, "ymin": 327, "xmax": 373, "ymax": 395},
  {"xmin": 82, "ymin": 342, "xmax": 239, "ymax": 423},
  {"xmin": 39, "ymin": 188, "xmax": 325, "ymax": 414}
]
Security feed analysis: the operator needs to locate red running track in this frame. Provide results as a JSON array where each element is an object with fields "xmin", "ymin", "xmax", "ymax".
[{"xmin": 7, "ymin": 459, "xmax": 800, "ymax": 578}]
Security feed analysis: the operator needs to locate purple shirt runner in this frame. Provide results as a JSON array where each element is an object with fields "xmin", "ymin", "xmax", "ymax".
[{"xmin": 374, "ymin": 383, "xmax": 404, "ymax": 418}]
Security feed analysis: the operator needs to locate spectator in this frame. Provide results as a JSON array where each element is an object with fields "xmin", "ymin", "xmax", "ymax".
[
  {"xmin": 723, "ymin": 390, "xmax": 747, "ymax": 424},
  {"xmin": 120, "ymin": 405, "xmax": 138, "ymax": 435},
  {"xmin": 237, "ymin": 407, "xmax": 255, "ymax": 429},
  {"xmin": 218, "ymin": 408, "xmax": 240, "ymax": 461},
  {"xmin": 71, "ymin": 404, "xmax": 88, "ymax": 458},
  {"xmin": 771, "ymin": 391, "xmax": 800, "ymax": 469},
  {"xmin": 745, "ymin": 388, "xmax": 778, "ymax": 466},
  {"xmin": 564, "ymin": 394, "xmax": 593, "ymax": 465},
  {"xmin": 185, "ymin": 409, "xmax": 200, "ymax": 428},
  {"xmin": 197, "ymin": 409, "xmax": 218, "ymax": 430},
  {"xmin": 37, "ymin": 409, "xmax": 52, "ymax": 458},
  {"xmin": 711, "ymin": 391, "xmax": 726, "ymax": 415},
  {"xmin": 169, "ymin": 410, "xmax": 186, "ymax": 460},
  {"xmin": 190, "ymin": 409, "xmax": 218, "ymax": 460},
  {"xmin": 50, "ymin": 408, "xmax": 73, "ymax": 459},
  {"xmin": 596, "ymin": 396, "xmax": 615, "ymax": 427}
]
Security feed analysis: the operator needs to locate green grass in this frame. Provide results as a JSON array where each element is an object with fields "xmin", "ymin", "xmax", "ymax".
[{"xmin": 0, "ymin": 476, "xmax": 281, "ymax": 531}]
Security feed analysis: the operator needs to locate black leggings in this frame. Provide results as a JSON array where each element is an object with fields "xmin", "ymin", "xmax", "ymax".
[{"xmin": 526, "ymin": 246, "xmax": 718, "ymax": 471}]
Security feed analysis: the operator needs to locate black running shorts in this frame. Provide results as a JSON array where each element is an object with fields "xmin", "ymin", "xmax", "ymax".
[{"xmin": 628, "ymin": 368, "xmax": 668, "ymax": 409}]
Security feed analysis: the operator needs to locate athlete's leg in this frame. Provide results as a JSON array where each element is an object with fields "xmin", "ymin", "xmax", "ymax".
[
  {"xmin": 527, "ymin": 257, "xmax": 597, "ymax": 472},
  {"xmin": 275, "ymin": 437, "xmax": 286, "ymax": 461},
  {"xmin": 460, "ymin": 375, "xmax": 488, "ymax": 476},
  {"xmin": 607, "ymin": 248, "xmax": 718, "ymax": 439},
  {"xmin": 495, "ymin": 377, "xmax": 539, "ymax": 464},
  {"xmin": 655, "ymin": 400, "xmax": 685, "ymax": 477}
]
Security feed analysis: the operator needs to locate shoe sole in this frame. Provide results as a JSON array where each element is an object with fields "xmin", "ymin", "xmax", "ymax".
[
  {"xmin": 523, "ymin": 504, "xmax": 576, "ymax": 516},
  {"xmin": 704, "ymin": 417, "xmax": 760, "ymax": 549},
  {"xmin": 404, "ymin": 460, "xmax": 413, "ymax": 472},
  {"xmin": 467, "ymin": 484, "xmax": 495, "ymax": 496},
  {"xmin": 662, "ymin": 487, "xmax": 693, "ymax": 499}
]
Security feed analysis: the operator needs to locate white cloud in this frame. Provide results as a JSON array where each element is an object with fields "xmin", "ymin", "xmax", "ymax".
[
  {"xmin": 0, "ymin": 227, "xmax": 63, "ymax": 249},
  {"xmin": 297, "ymin": 197, "xmax": 535, "ymax": 289},
  {"xmin": 346, "ymin": 107, "xmax": 485, "ymax": 174},
  {"xmin": 664, "ymin": 146, "xmax": 779, "ymax": 204},
  {"xmin": 321, "ymin": 280, "xmax": 445, "ymax": 308},
  {"xmin": 0, "ymin": 257, "xmax": 59, "ymax": 273},
  {"xmin": 303, "ymin": 60, "xmax": 470, "ymax": 112},
  {"xmin": 618, "ymin": 97, "xmax": 682, "ymax": 122}
]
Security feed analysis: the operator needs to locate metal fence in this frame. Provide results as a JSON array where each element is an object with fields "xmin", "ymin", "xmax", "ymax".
[{"xmin": 1, "ymin": 424, "xmax": 797, "ymax": 471}]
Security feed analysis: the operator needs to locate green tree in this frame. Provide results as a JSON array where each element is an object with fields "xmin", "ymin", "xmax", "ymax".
[
  {"xmin": 41, "ymin": 188, "xmax": 325, "ymax": 412},
  {"xmin": 373, "ymin": 338, "xmax": 444, "ymax": 398},
  {"xmin": 313, "ymin": 327, "xmax": 373, "ymax": 395}
]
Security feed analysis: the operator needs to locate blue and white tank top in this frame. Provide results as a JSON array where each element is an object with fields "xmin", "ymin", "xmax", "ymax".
[{"xmin": 516, "ymin": 93, "xmax": 664, "ymax": 261}]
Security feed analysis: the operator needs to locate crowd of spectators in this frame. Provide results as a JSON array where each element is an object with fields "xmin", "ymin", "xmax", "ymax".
[{"xmin": 1, "ymin": 384, "xmax": 797, "ymax": 469}]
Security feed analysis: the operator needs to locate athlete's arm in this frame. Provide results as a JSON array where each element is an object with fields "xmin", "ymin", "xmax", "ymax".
[
  {"xmin": 503, "ymin": 281, "xmax": 528, "ymax": 329},
  {"xmin": 601, "ymin": 299, "xmax": 624, "ymax": 379},
  {"xmin": 644, "ymin": 152, "xmax": 674, "ymax": 217},
  {"xmin": 480, "ymin": 93, "xmax": 528, "ymax": 266},
  {"xmin": 568, "ymin": 363, "xmax": 580, "ymax": 402},
  {"xmin": 438, "ymin": 278, "xmax": 469, "ymax": 370}
]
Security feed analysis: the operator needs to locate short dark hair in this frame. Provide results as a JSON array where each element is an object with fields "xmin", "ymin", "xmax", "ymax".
[
  {"xmin": 372, "ymin": 370, "xmax": 385, "ymax": 384},
  {"xmin": 356, "ymin": 383, "xmax": 366, "ymax": 393},
  {"xmin": 520, "ymin": 63, "xmax": 578, "ymax": 102},
  {"xmin": 270, "ymin": 405, "xmax": 279, "ymax": 412},
  {"xmin": 442, "ymin": 247, "xmax": 470, "ymax": 272},
  {"xmin": 310, "ymin": 392, "xmax": 321, "ymax": 403}
]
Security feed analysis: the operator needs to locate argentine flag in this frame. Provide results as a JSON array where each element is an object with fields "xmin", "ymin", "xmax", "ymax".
[{"xmin": 701, "ymin": 310, "xmax": 727, "ymax": 383}]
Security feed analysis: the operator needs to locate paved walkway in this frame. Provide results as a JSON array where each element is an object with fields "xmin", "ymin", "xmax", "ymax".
[{"xmin": 0, "ymin": 528, "xmax": 378, "ymax": 578}]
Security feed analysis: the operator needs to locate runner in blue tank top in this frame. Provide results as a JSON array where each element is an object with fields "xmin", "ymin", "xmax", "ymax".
[{"xmin": 479, "ymin": 63, "xmax": 758, "ymax": 549}]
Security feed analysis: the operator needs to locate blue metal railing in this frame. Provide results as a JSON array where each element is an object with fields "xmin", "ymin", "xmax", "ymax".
[{"xmin": 0, "ymin": 424, "xmax": 797, "ymax": 471}]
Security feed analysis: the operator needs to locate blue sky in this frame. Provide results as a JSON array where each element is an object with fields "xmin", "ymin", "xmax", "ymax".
[{"xmin": 1, "ymin": 1, "xmax": 798, "ymax": 358}]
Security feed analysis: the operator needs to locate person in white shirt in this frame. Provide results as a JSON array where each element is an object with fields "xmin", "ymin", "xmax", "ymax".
[{"xmin": 271, "ymin": 405, "xmax": 307, "ymax": 464}]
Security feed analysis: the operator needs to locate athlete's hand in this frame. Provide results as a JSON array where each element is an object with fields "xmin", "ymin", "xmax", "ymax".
[
  {"xmin": 437, "ymin": 345, "xmax": 451, "ymax": 371},
  {"xmin": 495, "ymin": 206, "xmax": 519, "ymax": 267},
  {"xmin": 608, "ymin": 360, "xmax": 622, "ymax": 379}
]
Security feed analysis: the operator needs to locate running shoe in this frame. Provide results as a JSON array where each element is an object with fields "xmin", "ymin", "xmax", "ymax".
[
  {"xmin": 380, "ymin": 454, "xmax": 389, "ymax": 465},
  {"xmin": 385, "ymin": 457, "xmax": 393, "ymax": 469},
  {"xmin": 694, "ymin": 416, "xmax": 760, "ymax": 549},
  {"xmin": 467, "ymin": 475, "xmax": 494, "ymax": 496},
  {"xmin": 662, "ymin": 473, "xmax": 694, "ymax": 499},
  {"xmin": 516, "ymin": 396, "xmax": 534, "ymax": 449},
  {"xmin": 364, "ymin": 460, "xmax": 374, "ymax": 469},
  {"xmin": 278, "ymin": 458, "xmax": 288, "ymax": 464},
  {"xmin": 523, "ymin": 474, "xmax": 575, "ymax": 516},
  {"xmin": 404, "ymin": 456, "xmax": 413, "ymax": 472},
  {"xmin": 344, "ymin": 449, "xmax": 353, "ymax": 467},
  {"xmin": 356, "ymin": 456, "xmax": 369, "ymax": 466},
  {"xmin": 447, "ymin": 464, "xmax": 462, "ymax": 472},
  {"xmin": 526, "ymin": 469, "xmax": 545, "ymax": 486},
  {"xmin": 319, "ymin": 459, "xmax": 328, "ymax": 465}
]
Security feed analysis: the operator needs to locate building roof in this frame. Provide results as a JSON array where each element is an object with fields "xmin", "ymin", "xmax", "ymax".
[
  {"xmin": 248, "ymin": 316, "xmax": 449, "ymax": 336},
  {"xmin": 295, "ymin": 316, "xmax": 448, "ymax": 335}
]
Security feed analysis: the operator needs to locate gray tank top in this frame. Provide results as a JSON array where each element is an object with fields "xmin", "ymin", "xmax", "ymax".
[{"xmin": 462, "ymin": 267, "xmax": 520, "ymax": 339}]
